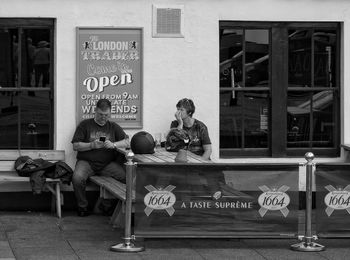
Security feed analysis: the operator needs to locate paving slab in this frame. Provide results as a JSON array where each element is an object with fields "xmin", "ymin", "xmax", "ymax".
[
  {"xmin": 0, "ymin": 241, "xmax": 15, "ymax": 259},
  {"xmin": 139, "ymin": 254, "xmax": 203, "ymax": 260},
  {"xmin": 193, "ymin": 247, "xmax": 265, "ymax": 260},
  {"xmin": 7, "ymin": 231, "xmax": 67, "ymax": 248},
  {"xmin": 0, "ymin": 231, "xmax": 7, "ymax": 241},
  {"xmin": 319, "ymin": 250, "xmax": 350, "ymax": 260},
  {"xmin": 13, "ymin": 246, "xmax": 77, "ymax": 260},
  {"xmin": 317, "ymin": 239, "xmax": 350, "ymax": 260},
  {"xmin": 63, "ymin": 229, "xmax": 119, "ymax": 241},
  {"xmin": 74, "ymin": 249, "xmax": 143, "ymax": 260}
]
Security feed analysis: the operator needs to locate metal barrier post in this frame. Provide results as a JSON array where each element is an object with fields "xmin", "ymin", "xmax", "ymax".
[
  {"xmin": 291, "ymin": 152, "xmax": 325, "ymax": 252},
  {"xmin": 110, "ymin": 151, "xmax": 144, "ymax": 252}
]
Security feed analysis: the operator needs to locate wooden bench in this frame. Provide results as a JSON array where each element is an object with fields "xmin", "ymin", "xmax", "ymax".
[
  {"xmin": 89, "ymin": 175, "xmax": 135, "ymax": 227},
  {"xmin": 0, "ymin": 150, "xmax": 65, "ymax": 218}
]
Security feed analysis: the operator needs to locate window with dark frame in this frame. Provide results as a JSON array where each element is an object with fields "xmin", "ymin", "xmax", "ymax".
[
  {"xmin": 220, "ymin": 22, "xmax": 340, "ymax": 158},
  {"xmin": 0, "ymin": 18, "xmax": 54, "ymax": 149}
]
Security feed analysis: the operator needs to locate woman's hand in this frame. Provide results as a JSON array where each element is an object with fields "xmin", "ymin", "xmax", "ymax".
[
  {"xmin": 175, "ymin": 110, "xmax": 182, "ymax": 121},
  {"xmin": 175, "ymin": 110, "xmax": 183, "ymax": 129}
]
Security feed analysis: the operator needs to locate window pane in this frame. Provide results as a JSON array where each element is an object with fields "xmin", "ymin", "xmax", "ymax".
[
  {"xmin": 20, "ymin": 91, "xmax": 51, "ymax": 149},
  {"xmin": 220, "ymin": 91, "xmax": 269, "ymax": 149},
  {"xmin": 0, "ymin": 91, "xmax": 18, "ymax": 148},
  {"xmin": 220, "ymin": 29, "xmax": 243, "ymax": 88},
  {"xmin": 245, "ymin": 30, "xmax": 269, "ymax": 87},
  {"xmin": 287, "ymin": 90, "xmax": 335, "ymax": 148},
  {"xmin": 0, "ymin": 29, "xmax": 17, "ymax": 88},
  {"xmin": 288, "ymin": 30, "xmax": 311, "ymax": 88},
  {"xmin": 312, "ymin": 90, "xmax": 334, "ymax": 147},
  {"xmin": 21, "ymin": 29, "xmax": 51, "ymax": 88},
  {"xmin": 287, "ymin": 92, "xmax": 312, "ymax": 147},
  {"xmin": 314, "ymin": 30, "xmax": 337, "ymax": 88},
  {"xmin": 243, "ymin": 91, "xmax": 269, "ymax": 148},
  {"xmin": 220, "ymin": 92, "xmax": 242, "ymax": 148}
]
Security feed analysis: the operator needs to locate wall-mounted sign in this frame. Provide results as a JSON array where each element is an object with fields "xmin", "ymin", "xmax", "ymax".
[{"xmin": 76, "ymin": 27, "xmax": 143, "ymax": 128}]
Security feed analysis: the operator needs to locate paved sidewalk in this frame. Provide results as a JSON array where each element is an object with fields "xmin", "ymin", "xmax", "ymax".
[{"xmin": 0, "ymin": 211, "xmax": 349, "ymax": 260}]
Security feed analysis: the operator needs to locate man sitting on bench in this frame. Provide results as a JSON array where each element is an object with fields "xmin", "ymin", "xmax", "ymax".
[{"xmin": 71, "ymin": 98, "xmax": 129, "ymax": 217}]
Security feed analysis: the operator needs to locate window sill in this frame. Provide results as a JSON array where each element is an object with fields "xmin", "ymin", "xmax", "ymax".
[{"xmin": 341, "ymin": 144, "xmax": 350, "ymax": 151}]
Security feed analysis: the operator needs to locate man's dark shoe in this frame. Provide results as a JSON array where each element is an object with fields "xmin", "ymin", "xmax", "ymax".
[{"xmin": 77, "ymin": 207, "xmax": 90, "ymax": 217}]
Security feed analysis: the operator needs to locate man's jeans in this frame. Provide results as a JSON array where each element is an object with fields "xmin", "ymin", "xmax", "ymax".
[{"xmin": 72, "ymin": 160, "xmax": 125, "ymax": 208}]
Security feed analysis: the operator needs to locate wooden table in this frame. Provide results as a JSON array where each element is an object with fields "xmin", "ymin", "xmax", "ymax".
[
  {"xmin": 132, "ymin": 148, "xmax": 208, "ymax": 163},
  {"xmin": 116, "ymin": 147, "xmax": 208, "ymax": 163}
]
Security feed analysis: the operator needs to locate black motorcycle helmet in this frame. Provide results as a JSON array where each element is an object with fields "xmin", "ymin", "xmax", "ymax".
[{"xmin": 130, "ymin": 131, "xmax": 155, "ymax": 154}]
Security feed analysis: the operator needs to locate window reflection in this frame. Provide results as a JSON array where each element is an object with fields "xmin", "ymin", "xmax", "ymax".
[
  {"xmin": 0, "ymin": 29, "xmax": 17, "ymax": 88},
  {"xmin": 288, "ymin": 29, "xmax": 336, "ymax": 148},
  {"xmin": 288, "ymin": 30, "xmax": 312, "ymax": 88},
  {"xmin": 312, "ymin": 91, "xmax": 334, "ymax": 147},
  {"xmin": 0, "ymin": 28, "xmax": 51, "ymax": 89},
  {"xmin": 314, "ymin": 30, "xmax": 336, "ymax": 88},
  {"xmin": 245, "ymin": 30, "xmax": 269, "ymax": 87},
  {"xmin": 287, "ymin": 90, "xmax": 334, "ymax": 148},
  {"xmin": 220, "ymin": 22, "xmax": 339, "ymax": 157},
  {"xmin": 0, "ymin": 22, "xmax": 53, "ymax": 149},
  {"xmin": 288, "ymin": 29, "xmax": 336, "ymax": 89},
  {"xmin": 220, "ymin": 29, "xmax": 243, "ymax": 88},
  {"xmin": 287, "ymin": 92, "xmax": 312, "ymax": 147},
  {"xmin": 20, "ymin": 91, "xmax": 51, "ymax": 149},
  {"xmin": 220, "ymin": 28, "xmax": 270, "ymax": 149},
  {"xmin": 0, "ymin": 91, "xmax": 18, "ymax": 148},
  {"xmin": 23, "ymin": 29, "xmax": 51, "ymax": 89},
  {"xmin": 220, "ymin": 97, "xmax": 242, "ymax": 148},
  {"xmin": 243, "ymin": 91, "xmax": 269, "ymax": 148},
  {"xmin": 220, "ymin": 91, "xmax": 269, "ymax": 149}
]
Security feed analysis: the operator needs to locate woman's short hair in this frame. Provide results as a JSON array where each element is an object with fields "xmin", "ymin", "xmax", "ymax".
[
  {"xmin": 96, "ymin": 99, "xmax": 111, "ymax": 111},
  {"xmin": 176, "ymin": 98, "xmax": 195, "ymax": 116}
]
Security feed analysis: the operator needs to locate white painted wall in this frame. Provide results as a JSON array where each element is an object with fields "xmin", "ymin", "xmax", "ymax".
[{"xmin": 1, "ymin": 0, "xmax": 350, "ymax": 167}]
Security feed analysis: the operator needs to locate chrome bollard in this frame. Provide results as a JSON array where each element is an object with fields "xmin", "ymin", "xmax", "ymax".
[
  {"xmin": 291, "ymin": 152, "xmax": 325, "ymax": 252},
  {"xmin": 110, "ymin": 151, "xmax": 144, "ymax": 252}
]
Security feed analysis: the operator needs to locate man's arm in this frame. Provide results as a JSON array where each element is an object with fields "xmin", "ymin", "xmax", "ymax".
[
  {"xmin": 103, "ymin": 138, "xmax": 130, "ymax": 149},
  {"xmin": 72, "ymin": 140, "xmax": 104, "ymax": 151}
]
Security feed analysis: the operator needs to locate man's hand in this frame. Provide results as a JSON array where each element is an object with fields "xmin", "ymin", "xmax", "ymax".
[
  {"xmin": 103, "ymin": 140, "xmax": 115, "ymax": 149},
  {"xmin": 91, "ymin": 139, "xmax": 105, "ymax": 149}
]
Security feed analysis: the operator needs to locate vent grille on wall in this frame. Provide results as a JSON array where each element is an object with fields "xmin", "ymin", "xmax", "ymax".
[{"xmin": 153, "ymin": 5, "xmax": 184, "ymax": 38}]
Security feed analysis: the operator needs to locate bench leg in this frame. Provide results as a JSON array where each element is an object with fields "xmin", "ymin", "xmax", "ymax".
[
  {"xmin": 110, "ymin": 200, "xmax": 124, "ymax": 228},
  {"xmin": 55, "ymin": 182, "xmax": 61, "ymax": 218},
  {"xmin": 47, "ymin": 183, "xmax": 62, "ymax": 218},
  {"xmin": 93, "ymin": 197, "xmax": 103, "ymax": 214}
]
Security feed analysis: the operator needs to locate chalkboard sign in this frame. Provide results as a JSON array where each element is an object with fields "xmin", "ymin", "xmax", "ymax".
[{"xmin": 76, "ymin": 27, "xmax": 143, "ymax": 128}]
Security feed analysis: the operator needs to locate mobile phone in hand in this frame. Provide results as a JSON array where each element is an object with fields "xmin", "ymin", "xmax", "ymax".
[{"xmin": 99, "ymin": 136, "xmax": 106, "ymax": 142}]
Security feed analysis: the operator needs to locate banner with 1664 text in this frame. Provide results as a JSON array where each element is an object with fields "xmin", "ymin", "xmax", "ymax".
[{"xmin": 135, "ymin": 163, "xmax": 299, "ymax": 237}]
